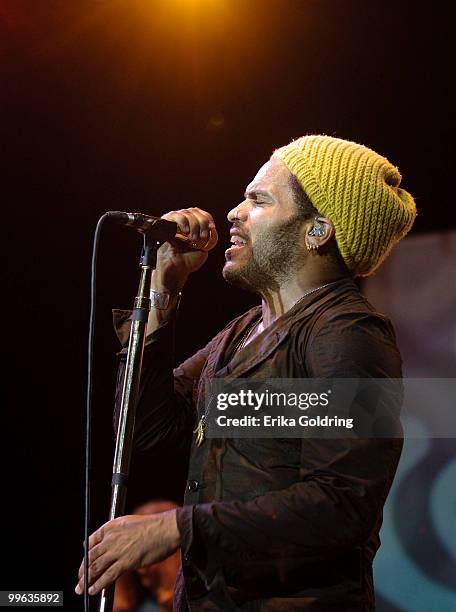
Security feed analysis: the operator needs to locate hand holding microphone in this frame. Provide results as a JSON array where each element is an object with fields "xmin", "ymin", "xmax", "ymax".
[
  {"xmin": 108, "ymin": 207, "xmax": 218, "ymax": 298},
  {"xmin": 107, "ymin": 208, "xmax": 218, "ymax": 252},
  {"xmin": 156, "ymin": 207, "xmax": 218, "ymax": 294},
  {"xmin": 160, "ymin": 207, "xmax": 219, "ymax": 253}
]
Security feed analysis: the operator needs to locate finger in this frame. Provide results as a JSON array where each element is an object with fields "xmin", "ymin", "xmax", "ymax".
[
  {"xmin": 184, "ymin": 208, "xmax": 216, "ymax": 240},
  {"xmin": 162, "ymin": 208, "xmax": 215, "ymax": 241},
  {"xmin": 77, "ymin": 542, "xmax": 108, "ymax": 580},
  {"xmin": 87, "ymin": 525, "xmax": 104, "ymax": 550},
  {"xmin": 77, "ymin": 526, "xmax": 106, "ymax": 580},
  {"xmin": 75, "ymin": 548, "xmax": 114, "ymax": 595},
  {"xmin": 161, "ymin": 210, "xmax": 193, "ymax": 237},
  {"xmin": 169, "ymin": 209, "xmax": 202, "ymax": 241},
  {"xmin": 86, "ymin": 559, "xmax": 124, "ymax": 596}
]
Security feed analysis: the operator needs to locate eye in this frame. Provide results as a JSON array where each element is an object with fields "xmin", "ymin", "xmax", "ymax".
[{"xmin": 252, "ymin": 196, "xmax": 269, "ymax": 207}]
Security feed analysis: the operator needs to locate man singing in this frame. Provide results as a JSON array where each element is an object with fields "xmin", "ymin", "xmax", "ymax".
[{"xmin": 76, "ymin": 135, "xmax": 416, "ymax": 610}]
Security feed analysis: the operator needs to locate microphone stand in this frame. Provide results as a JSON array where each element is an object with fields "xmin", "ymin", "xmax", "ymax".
[{"xmin": 98, "ymin": 226, "xmax": 175, "ymax": 612}]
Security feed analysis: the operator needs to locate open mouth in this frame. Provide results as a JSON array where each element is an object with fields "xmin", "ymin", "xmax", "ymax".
[
  {"xmin": 225, "ymin": 235, "xmax": 248, "ymax": 260},
  {"xmin": 229, "ymin": 235, "xmax": 247, "ymax": 249}
]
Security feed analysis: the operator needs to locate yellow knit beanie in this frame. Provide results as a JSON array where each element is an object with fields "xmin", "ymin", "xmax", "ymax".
[{"xmin": 274, "ymin": 135, "xmax": 417, "ymax": 277}]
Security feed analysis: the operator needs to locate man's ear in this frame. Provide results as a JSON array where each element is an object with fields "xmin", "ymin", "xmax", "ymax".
[{"xmin": 305, "ymin": 217, "xmax": 335, "ymax": 251}]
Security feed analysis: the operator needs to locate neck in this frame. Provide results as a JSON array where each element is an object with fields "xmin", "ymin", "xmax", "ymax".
[{"xmin": 259, "ymin": 268, "xmax": 348, "ymax": 328}]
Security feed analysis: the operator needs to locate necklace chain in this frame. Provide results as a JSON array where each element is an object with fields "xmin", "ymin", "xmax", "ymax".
[
  {"xmin": 291, "ymin": 279, "xmax": 341, "ymax": 310},
  {"xmin": 235, "ymin": 281, "xmax": 341, "ymax": 355},
  {"xmin": 236, "ymin": 317, "xmax": 262, "ymax": 353}
]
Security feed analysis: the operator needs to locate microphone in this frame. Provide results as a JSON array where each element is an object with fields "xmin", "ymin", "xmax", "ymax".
[{"xmin": 106, "ymin": 211, "xmax": 217, "ymax": 251}]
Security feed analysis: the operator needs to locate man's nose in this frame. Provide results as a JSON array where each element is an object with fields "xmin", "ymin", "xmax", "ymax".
[{"xmin": 227, "ymin": 201, "xmax": 249, "ymax": 222}]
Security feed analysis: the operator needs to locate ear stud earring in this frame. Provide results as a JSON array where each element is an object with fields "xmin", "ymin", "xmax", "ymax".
[{"xmin": 308, "ymin": 219, "xmax": 325, "ymax": 237}]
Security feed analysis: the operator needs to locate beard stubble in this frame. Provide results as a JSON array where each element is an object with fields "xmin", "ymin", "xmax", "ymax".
[{"xmin": 223, "ymin": 214, "xmax": 306, "ymax": 294}]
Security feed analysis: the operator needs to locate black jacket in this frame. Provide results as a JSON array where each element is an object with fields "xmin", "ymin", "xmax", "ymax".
[{"xmin": 114, "ymin": 278, "xmax": 403, "ymax": 611}]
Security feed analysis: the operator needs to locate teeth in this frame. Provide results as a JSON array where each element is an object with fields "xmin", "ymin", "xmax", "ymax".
[{"xmin": 230, "ymin": 236, "xmax": 246, "ymax": 246}]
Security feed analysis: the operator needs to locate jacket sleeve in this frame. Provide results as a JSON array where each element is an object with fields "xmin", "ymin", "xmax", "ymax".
[
  {"xmin": 113, "ymin": 309, "xmax": 213, "ymax": 457},
  {"xmin": 175, "ymin": 311, "xmax": 403, "ymax": 583}
]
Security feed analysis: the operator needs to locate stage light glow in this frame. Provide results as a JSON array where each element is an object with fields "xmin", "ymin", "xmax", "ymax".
[{"xmin": 0, "ymin": 0, "xmax": 296, "ymax": 130}]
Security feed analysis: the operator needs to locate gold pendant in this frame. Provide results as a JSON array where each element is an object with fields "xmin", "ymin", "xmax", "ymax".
[{"xmin": 194, "ymin": 416, "xmax": 205, "ymax": 447}]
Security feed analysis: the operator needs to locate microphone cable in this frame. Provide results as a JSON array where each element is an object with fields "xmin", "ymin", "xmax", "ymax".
[{"xmin": 84, "ymin": 213, "xmax": 110, "ymax": 612}]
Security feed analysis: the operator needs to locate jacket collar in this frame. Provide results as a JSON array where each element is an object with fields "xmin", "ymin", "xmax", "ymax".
[{"xmin": 204, "ymin": 277, "xmax": 357, "ymax": 379}]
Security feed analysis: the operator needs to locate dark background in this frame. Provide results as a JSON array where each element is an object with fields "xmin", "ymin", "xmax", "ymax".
[{"xmin": 2, "ymin": 1, "xmax": 454, "ymax": 610}]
